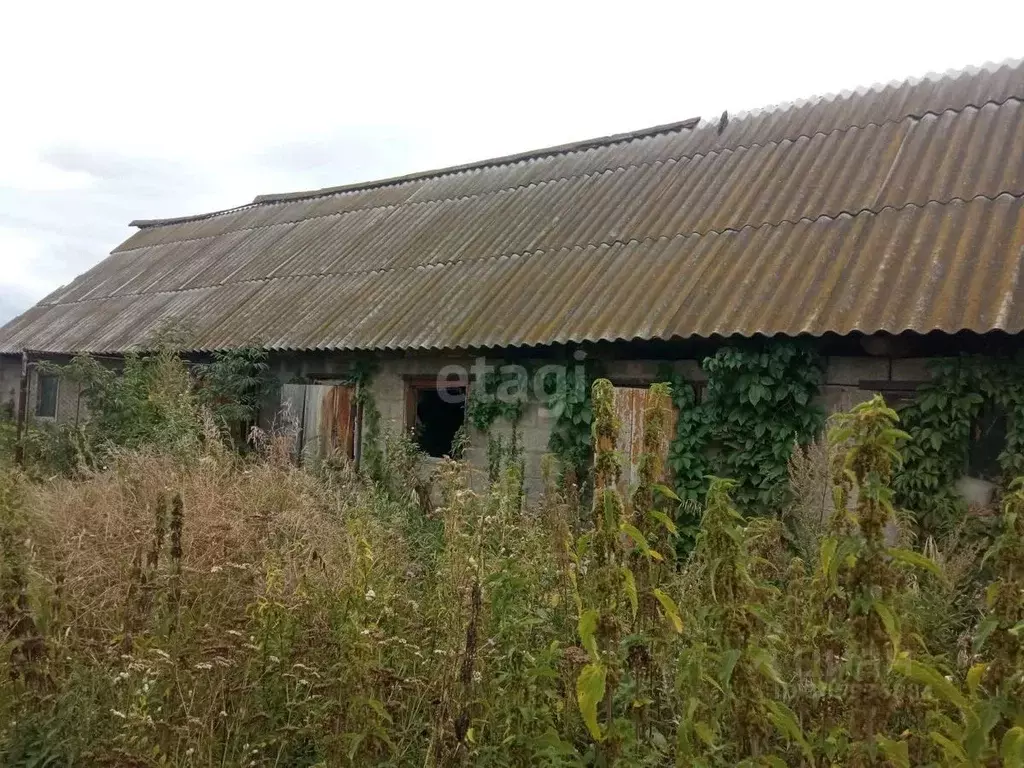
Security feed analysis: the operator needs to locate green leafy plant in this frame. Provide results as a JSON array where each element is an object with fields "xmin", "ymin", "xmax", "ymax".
[{"xmin": 195, "ymin": 346, "xmax": 278, "ymax": 444}]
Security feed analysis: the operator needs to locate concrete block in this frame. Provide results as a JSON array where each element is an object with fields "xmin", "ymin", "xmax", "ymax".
[
  {"xmin": 826, "ymin": 356, "xmax": 889, "ymax": 386},
  {"xmin": 891, "ymin": 358, "xmax": 934, "ymax": 382},
  {"xmin": 821, "ymin": 385, "xmax": 875, "ymax": 414}
]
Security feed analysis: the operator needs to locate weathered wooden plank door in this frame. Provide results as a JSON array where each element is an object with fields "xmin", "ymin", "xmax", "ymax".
[
  {"xmin": 613, "ymin": 386, "xmax": 677, "ymax": 495},
  {"xmin": 279, "ymin": 383, "xmax": 355, "ymax": 462}
]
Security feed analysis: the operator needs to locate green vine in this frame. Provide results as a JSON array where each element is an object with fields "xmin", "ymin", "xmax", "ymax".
[
  {"xmin": 465, "ymin": 361, "xmax": 526, "ymax": 432},
  {"xmin": 544, "ymin": 357, "xmax": 599, "ymax": 494},
  {"xmin": 895, "ymin": 355, "xmax": 1024, "ymax": 536},
  {"xmin": 662, "ymin": 342, "xmax": 825, "ymax": 518},
  {"xmin": 346, "ymin": 360, "xmax": 382, "ymax": 478},
  {"xmin": 465, "ymin": 354, "xmax": 600, "ymax": 492}
]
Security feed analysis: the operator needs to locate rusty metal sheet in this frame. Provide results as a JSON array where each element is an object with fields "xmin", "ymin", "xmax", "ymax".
[{"xmin": 4, "ymin": 59, "xmax": 1024, "ymax": 355}]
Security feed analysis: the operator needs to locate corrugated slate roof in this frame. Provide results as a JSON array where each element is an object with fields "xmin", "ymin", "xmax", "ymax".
[{"xmin": 4, "ymin": 59, "xmax": 1024, "ymax": 354}]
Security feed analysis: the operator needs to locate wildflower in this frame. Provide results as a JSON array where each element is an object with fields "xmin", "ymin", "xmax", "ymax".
[
  {"xmin": 210, "ymin": 565, "xmax": 222, "ymax": 573},
  {"xmin": 473, "ymin": 671, "xmax": 482, "ymax": 684},
  {"xmin": 186, "ymin": 748, "xmax": 194, "ymax": 756},
  {"xmin": 111, "ymin": 709, "xmax": 127, "ymax": 719},
  {"xmin": 361, "ymin": 629, "xmax": 371, "ymax": 636},
  {"xmin": 195, "ymin": 662, "xmax": 213, "ymax": 671},
  {"xmin": 268, "ymin": 655, "xmax": 280, "ymax": 664},
  {"xmin": 364, "ymin": 588, "xmax": 376, "ymax": 602}
]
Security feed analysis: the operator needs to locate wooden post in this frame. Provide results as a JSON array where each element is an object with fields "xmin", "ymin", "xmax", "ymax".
[{"xmin": 14, "ymin": 350, "xmax": 29, "ymax": 468}]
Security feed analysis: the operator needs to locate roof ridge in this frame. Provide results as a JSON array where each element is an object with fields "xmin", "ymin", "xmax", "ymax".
[
  {"xmin": 51, "ymin": 191, "xmax": 1024, "ymax": 310},
  {"xmin": 129, "ymin": 116, "xmax": 701, "ymax": 229},
  {"xmin": 128, "ymin": 57, "xmax": 1024, "ymax": 232},
  {"xmin": 115, "ymin": 96, "xmax": 1024, "ymax": 256},
  {"xmin": 718, "ymin": 56, "xmax": 1024, "ymax": 126},
  {"xmin": 253, "ymin": 116, "xmax": 702, "ymax": 204}
]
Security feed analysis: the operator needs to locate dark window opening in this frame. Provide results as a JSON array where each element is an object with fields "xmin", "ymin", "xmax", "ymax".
[
  {"xmin": 967, "ymin": 402, "xmax": 1007, "ymax": 482},
  {"xmin": 35, "ymin": 374, "xmax": 58, "ymax": 419},
  {"xmin": 407, "ymin": 383, "xmax": 466, "ymax": 458}
]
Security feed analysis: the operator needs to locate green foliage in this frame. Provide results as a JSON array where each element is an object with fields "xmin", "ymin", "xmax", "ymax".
[
  {"xmin": 702, "ymin": 344, "xmax": 825, "ymax": 513},
  {"xmin": 896, "ymin": 355, "xmax": 1024, "ymax": 536},
  {"xmin": 1, "ymin": 376, "xmax": 1015, "ymax": 767},
  {"xmin": 465, "ymin": 361, "xmax": 526, "ymax": 432},
  {"xmin": 347, "ymin": 359, "xmax": 384, "ymax": 479},
  {"xmin": 51, "ymin": 347, "xmax": 202, "ymax": 464},
  {"xmin": 195, "ymin": 346, "xmax": 278, "ymax": 442},
  {"xmin": 544, "ymin": 357, "xmax": 598, "ymax": 492},
  {"xmin": 663, "ymin": 342, "xmax": 825, "ymax": 519}
]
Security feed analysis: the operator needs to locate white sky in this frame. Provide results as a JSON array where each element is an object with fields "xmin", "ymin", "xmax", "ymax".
[{"xmin": 2, "ymin": 0, "xmax": 1023, "ymax": 322}]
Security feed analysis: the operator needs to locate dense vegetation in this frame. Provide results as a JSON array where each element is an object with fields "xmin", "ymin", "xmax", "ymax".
[{"xmin": 0, "ymin": 351, "xmax": 1022, "ymax": 766}]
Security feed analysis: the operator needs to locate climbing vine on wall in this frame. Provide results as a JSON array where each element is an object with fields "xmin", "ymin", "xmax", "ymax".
[
  {"xmin": 543, "ymin": 356, "xmax": 600, "ymax": 493},
  {"xmin": 895, "ymin": 355, "xmax": 1024, "ymax": 536},
  {"xmin": 465, "ymin": 361, "xmax": 526, "ymax": 432},
  {"xmin": 662, "ymin": 342, "xmax": 825, "ymax": 517},
  {"xmin": 345, "ymin": 359, "xmax": 383, "ymax": 478}
]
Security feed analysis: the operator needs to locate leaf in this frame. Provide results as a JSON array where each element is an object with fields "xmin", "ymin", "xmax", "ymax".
[
  {"xmin": 887, "ymin": 547, "xmax": 943, "ymax": 579},
  {"xmin": 819, "ymin": 537, "xmax": 839, "ymax": 585},
  {"xmin": 652, "ymin": 483, "xmax": 680, "ymax": 501},
  {"xmin": 1009, "ymin": 620, "xmax": 1024, "ymax": 637},
  {"xmin": 576, "ymin": 662, "xmax": 606, "ymax": 742},
  {"xmin": 648, "ymin": 509, "xmax": 678, "ymax": 535},
  {"xmin": 1001, "ymin": 727, "xmax": 1024, "ymax": 768},
  {"xmin": 876, "ymin": 735, "xmax": 910, "ymax": 768},
  {"xmin": 693, "ymin": 721, "xmax": 716, "ymax": 747},
  {"xmin": 893, "ymin": 656, "xmax": 969, "ymax": 711},
  {"xmin": 765, "ymin": 700, "xmax": 812, "ymax": 764},
  {"xmin": 929, "ymin": 731, "xmax": 969, "ymax": 762},
  {"xmin": 367, "ymin": 698, "xmax": 392, "ymax": 724},
  {"xmin": 652, "ymin": 588, "xmax": 684, "ymax": 634},
  {"xmin": 873, "ymin": 601, "xmax": 900, "ymax": 658},
  {"xmin": 973, "ymin": 615, "xmax": 999, "ymax": 654},
  {"xmin": 578, "ymin": 609, "xmax": 600, "ymax": 660},
  {"xmin": 966, "ymin": 662, "xmax": 987, "ymax": 696},
  {"xmin": 718, "ymin": 648, "xmax": 742, "ymax": 689},
  {"xmin": 622, "ymin": 568, "xmax": 638, "ymax": 620},
  {"xmin": 621, "ymin": 522, "xmax": 664, "ymax": 562}
]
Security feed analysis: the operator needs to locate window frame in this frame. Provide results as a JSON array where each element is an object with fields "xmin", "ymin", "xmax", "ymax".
[
  {"xmin": 404, "ymin": 374, "xmax": 469, "ymax": 457},
  {"xmin": 35, "ymin": 372, "xmax": 59, "ymax": 420}
]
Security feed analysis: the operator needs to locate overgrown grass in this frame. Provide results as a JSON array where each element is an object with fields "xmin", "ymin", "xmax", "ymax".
[{"xmin": 0, "ymin": 392, "xmax": 1021, "ymax": 767}]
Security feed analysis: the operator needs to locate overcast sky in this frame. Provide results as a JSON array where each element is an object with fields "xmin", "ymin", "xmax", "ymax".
[{"xmin": 2, "ymin": 0, "xmax": 1023, "ymax": 324}]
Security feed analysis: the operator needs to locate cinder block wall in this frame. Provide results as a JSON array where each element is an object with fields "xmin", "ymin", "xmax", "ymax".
[
  {"xmin": 263, "ymin": 351, "xmax": 939, "ymax": 499},
  {"xmin": 819, "ymin": 356, "xmax": 932, "ymax": 412}
]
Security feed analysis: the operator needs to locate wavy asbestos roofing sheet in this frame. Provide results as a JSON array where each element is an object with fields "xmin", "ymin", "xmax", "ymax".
[{"xmin": 3, "ymin": 59, "xmax": 1024, "ymax": 354}]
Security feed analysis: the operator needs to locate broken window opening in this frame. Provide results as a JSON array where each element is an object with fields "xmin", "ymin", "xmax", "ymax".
[{"xmin": 406, "ymin": 379, "xmax": 466, "ymax": 459}]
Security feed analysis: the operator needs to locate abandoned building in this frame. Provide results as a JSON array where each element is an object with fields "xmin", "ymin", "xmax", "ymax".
[{"xmin": 4, "ymin": 58, "xmax": 1024, "ymax": 495}]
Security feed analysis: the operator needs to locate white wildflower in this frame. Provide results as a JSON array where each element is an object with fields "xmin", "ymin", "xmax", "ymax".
[
  {"xmin": 364, "ymin": 588, "xmax": 376, "ymax": 601},
  {"xmin": 473, "ymin": 671, "xmax": 482, "ymax": 684},
  {"xmin": 110, "ymin": 709, "xmax": 126, "ymax": 719}
]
